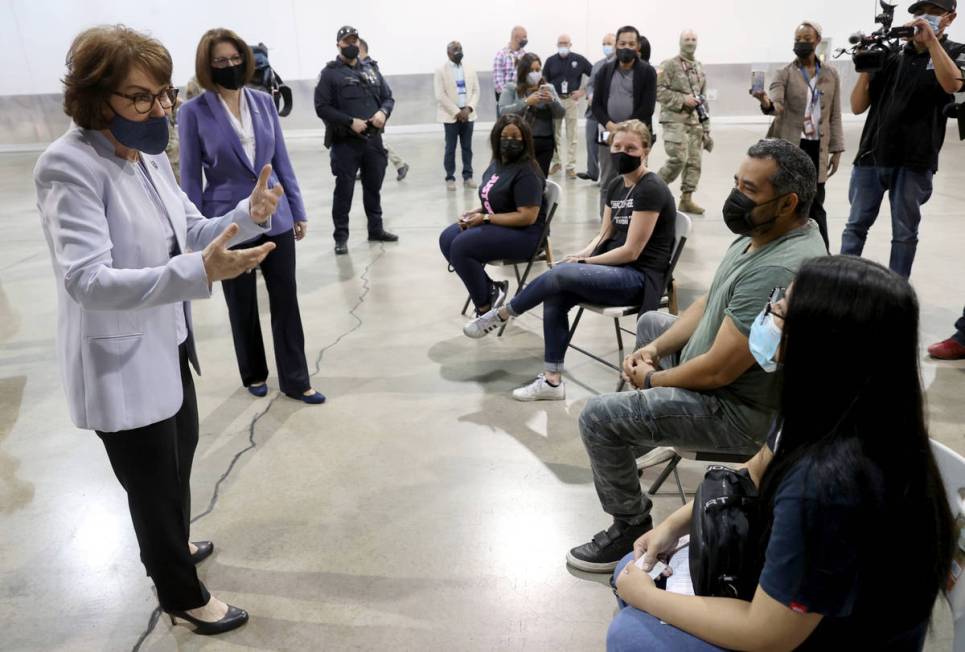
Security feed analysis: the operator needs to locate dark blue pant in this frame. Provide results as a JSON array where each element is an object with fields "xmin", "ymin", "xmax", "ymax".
[
  {"xmin": 956, "ymin": 307, "xmax": 965, "ymax": 345},
  {"xmin": 443, "ymin": 121, "xmax": 474, "ymax": 181},
  {"xmin": 330, "ymin": 134, "xmax": 387, "ymax": 243},
  {"xmin": 508, "ymin": 263, "xmax": 650, "ymax": 371},
  {"xmin": 840, "ymin": 165, "xmax": 933, "ymax": 279},
  {"xmin": 586, "ymin": 116, "xmax": 600, "ymax": 179},
  {"xmin": 439, "ymin": 222, "xmax": 542, "ymax": 311}
]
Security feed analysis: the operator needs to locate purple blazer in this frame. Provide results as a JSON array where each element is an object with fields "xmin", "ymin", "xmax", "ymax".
[{"xmin": 178, "ymin": 88, "xmax": 306, "ymax": 238}]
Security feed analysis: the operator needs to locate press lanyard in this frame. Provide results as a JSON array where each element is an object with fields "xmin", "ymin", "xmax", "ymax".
[{"xmin": 799, "ymin": 61, "xmax": 821, "ymax": 109}]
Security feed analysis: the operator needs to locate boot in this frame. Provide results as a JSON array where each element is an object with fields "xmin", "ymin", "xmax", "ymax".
[{"xmin": 679, "ymin": 192, "xmax": 705, "ymax": 215}]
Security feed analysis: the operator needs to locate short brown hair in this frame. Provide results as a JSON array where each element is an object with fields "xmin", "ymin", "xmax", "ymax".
[
  {"xmin": 195, "ymin": 28, "xmax": 255, "ymax": 92},
  {"xmin": 608, "ymin": 119, "xmax": 652, "ymax": 148},
  {"xmin": 62, "ymin": 25, "xmax": 172, "ymax": 130}
]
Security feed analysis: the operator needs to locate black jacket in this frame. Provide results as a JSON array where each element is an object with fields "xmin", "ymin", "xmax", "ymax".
[
  {"xmin": 591, "ymin": 56, "xmax": 657, "ymax": 132},
  {"xmin": 314, "ymin": 57, "xmax": 395, "ymax": 146}
]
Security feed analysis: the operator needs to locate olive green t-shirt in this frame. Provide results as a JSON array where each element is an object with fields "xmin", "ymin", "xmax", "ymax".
[{"xmin": 680, "ymin": 220, "xmax": 827, "ymax": 440}]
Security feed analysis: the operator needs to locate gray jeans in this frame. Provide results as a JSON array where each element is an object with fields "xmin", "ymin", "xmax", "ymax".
[{"xmin": 578, "ymin": 311, "xmax": 758, "ymax": 524}]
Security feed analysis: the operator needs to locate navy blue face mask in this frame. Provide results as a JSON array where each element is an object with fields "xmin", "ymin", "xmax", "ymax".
[{"xmin": 108, "ymin": 108, "xmax": 169, "ymax": 155}]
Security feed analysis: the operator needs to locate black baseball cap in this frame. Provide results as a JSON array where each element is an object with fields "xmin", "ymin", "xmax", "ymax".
[
  {"xmin": 909, "ymin": 0, "xmax": 957, "ymax": 13},
  {"xmin": 337, "ymin": 25, "xmax": 358, "ymax": 41}
]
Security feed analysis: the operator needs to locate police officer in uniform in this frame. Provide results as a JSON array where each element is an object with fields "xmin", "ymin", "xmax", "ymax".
[
  {"xmin": 315, "ymin": 26, "xmax": 398, "ymax": 255},
  {"xmin": 656, "ymin": 30, "xmax": 713, "ymax": 215}
]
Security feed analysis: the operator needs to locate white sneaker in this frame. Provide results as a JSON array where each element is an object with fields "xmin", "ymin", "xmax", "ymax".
[
  {"xmin": 635, "ymin": 446, "xmax": 676, "ymax": 472},
  {"xmin": 463, "ymin": 309, "xmax": 506, "ymax": 339},
  {"xmin": 512, "ymin": 374, "xmax": 566, "ymax": 401}
]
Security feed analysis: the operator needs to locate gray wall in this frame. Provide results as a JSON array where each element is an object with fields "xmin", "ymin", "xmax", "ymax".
[{"xmin": 0, "ymin": 61, "xmax": 860, "ymax": 150}]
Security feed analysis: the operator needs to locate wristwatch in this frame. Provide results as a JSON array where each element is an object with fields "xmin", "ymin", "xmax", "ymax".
[
  {"xmin": 483, "ymin": 214, "xmax": 492, "ymax": 224},
  {"xmin": 643, "ymin": 371, "xmax": 656, "ymax": 389}
]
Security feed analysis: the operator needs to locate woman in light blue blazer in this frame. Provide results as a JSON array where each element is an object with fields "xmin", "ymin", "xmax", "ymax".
[
  {"xmin": 35, "ymin": 26, "xmax": 283, "ymax": 635},
  {"xmin": 179, "ymin": 28, "xmax": 323, "ymax": 404}
]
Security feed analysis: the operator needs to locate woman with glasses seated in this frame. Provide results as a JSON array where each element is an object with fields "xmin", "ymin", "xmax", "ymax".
[
  {"xmin": 35, "ymin": 25, "xmax": 286, "ymax": 634},
  {"xmin": 179, "ymin": 28, "xmax": 324, "ymax": 405}
]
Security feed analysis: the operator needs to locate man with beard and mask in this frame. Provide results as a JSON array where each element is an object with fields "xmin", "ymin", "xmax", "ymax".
[
  {"xmin": 492, "ymin": 26, "xmax": 528, "ymax": 102},
  {"xmin": 591, "ymin": 25, "xmax": 657, "ymax": 217},
  {"xmin": 657, "ymin": 30, "xmax": 713, "ymax": 216},
  {"xmin": 434, "ymin": 40, "xmax": 480, "ymax": 191},
  {"xmin": 578, "ymin": 33, "xmax": 616, "ymax": 182},
  {"xmin": 842, "ymin": 0, "xmax": 965, "ymax": 278},
  {"xmin": 566, "ymin": 139, "xmax": 827, "ymax": 574},
  {"xmin": 315, "ymin": 25, "xmax": 398, "ymax": 255},
  {"xmin": 753, "ymin": 21, "xmax": 843, "ymax": 250}
]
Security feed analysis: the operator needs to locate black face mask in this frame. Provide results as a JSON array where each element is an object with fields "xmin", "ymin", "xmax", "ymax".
[
  {"xmin": 793, "ymin": 42, "xmax": 816, "ymax": 59},
  {"xmin": 722, "ymin": 188, "xmax": 786, "ymax": 235},
  {"xmin": 617, "ymin": 47, "xmax": 637, "ymax": 64},
  {"xmin": 451, "ymin": 51, "xmax": 464, "ymax": 64},
  {"xmin": 340, "ymin": 44, "xmax": 360, "ymax": 60},
  {"xmin": 500, "ymin": 138, "xmax": 525, "ymax": 162},
  {"xmin": 612, "ymin": 151, "xmax": 642, "ymax": 175},
  {"xmin": 518, "ymin": 38, "xmax": 528, "ymax": 49},
  {"xmin": 211, "ymin": 63, "xmax": 247, "ymax": 90}
]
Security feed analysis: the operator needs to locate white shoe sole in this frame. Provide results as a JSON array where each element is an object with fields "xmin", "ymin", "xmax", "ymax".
[
  {"xmin": 512, "ymin": 390, "xmax": 565, "ymax": 402},
  {"xmin": 565, "ymin": 551, "xmax": 620, "ymax": 573}
]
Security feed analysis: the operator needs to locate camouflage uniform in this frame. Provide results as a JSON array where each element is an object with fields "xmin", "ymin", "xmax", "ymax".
[
  {"xmin": 164, "ymin": 78, "xmax": 203, "ymax": 184},
  {"xmin": 656, "ymin": 53, "xmax": 709, "ymax": 211}
]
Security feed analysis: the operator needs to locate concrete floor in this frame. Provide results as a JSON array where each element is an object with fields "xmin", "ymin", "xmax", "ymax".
[{"xmin": 0, "ymin": 123, "xmax": 963, "ymax": 651}]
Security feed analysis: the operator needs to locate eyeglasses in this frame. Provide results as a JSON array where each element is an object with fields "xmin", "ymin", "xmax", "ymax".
[
  {"xmin": 212, "ymin": 55, "xmax": 244, "ymax": 68},
  {"xmin": 762, "ymin": 287, "xmax": 787, "ymax": 321},
  {"xmin": 112, "ymin": 88, "xmax": 179, "ymax": 114}
]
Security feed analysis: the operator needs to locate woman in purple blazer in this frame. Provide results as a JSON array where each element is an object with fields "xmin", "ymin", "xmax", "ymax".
[{"xmin": 179, "ymin": 28, "xmax": 323, "ymax": 404}]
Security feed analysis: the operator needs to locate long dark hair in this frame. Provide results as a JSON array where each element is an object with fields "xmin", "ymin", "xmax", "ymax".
[
  {"xmin": 515, "ymin": 52, "xmax": 542, "ymax": 95},
  {"xmin": 489, "ymin": 114, "xmax": 542, "ymax": 175},
  {"xmin": 759, "ymin": 256, "xmax": 953, "ymax": 613}
]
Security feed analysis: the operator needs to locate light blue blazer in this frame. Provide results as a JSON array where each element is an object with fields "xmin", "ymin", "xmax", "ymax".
[{"xmin": 35, "ymin": 126, "xmax": 271, "ymax": 433}]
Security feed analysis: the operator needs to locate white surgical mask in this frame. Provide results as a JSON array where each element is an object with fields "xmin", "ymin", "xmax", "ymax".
[
  {"xmin": 527, "ymin": 71, "xmax": 542, "ymax": 86},
  {"xmin": 558, "ymin": 47, "xmax": 570, "ymax": 56},
  {"xmin": 921, "ymin": 13, "xmax": 944, "ymax": 32},
  {"xmin": 603, "ymin": 45, "xmax": 614, "ymax": 57}
]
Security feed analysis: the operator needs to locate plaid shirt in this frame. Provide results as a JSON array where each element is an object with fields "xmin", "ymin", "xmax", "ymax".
[{"xmin": 492, "ymin": 46, "xmax": 526, "ymax": 93}]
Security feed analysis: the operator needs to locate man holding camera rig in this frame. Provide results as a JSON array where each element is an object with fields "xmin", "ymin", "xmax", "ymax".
[
  {"xmin": 842, "ymin": 0, "xmax": 965, "ymax": 278},
  {"xmin": 315, "ymin": 25, "xmax": 399, "ymax": 255},
  {"xmin": 656, "ymin": 30, "xmax": 713, "ymax": 215}
]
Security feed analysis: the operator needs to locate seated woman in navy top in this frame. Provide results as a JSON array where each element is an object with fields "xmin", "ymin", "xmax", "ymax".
[
  {"xmin": 440, "ymin": 114, "xmax": 546, "ymax": 317},
  {"xmin": 608, "ymin": 255, "xmax": 954, "ymax": 651},
  {"xmin": 464, "ymin": 120, "xmax": 675, "ymax": 402},
  {"xmin": 179, "ymin": 28, "xmax": 323, "ymax": 404}
]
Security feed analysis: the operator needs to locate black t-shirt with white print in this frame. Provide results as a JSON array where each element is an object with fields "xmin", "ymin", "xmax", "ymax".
[
  {"xmin": 598, "ymin": 172, "xmax": 676, "ymax": 273},
  {"xmin": 478, "ymin": 161, "xmax": 547, "ymax": 224}
]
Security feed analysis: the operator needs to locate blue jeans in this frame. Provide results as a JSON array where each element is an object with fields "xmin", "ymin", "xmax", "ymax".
[
  {"xmin": 443, "ymin": 121, "xmax": 474, "ymax": 181},
  {"xmin": 507, "ymin": 263, "xmax": 651, "ymax": 372},
  {"xmin": 439, "ymin": 222, "xmax": 542, "ymax": 311},
  {"xmin": 607, "ymin": 553, "xmax": 725, "ymax": 652},
  {"xmin": 840, "ymin": 165, "xmax": 934, "ymax": 279}
]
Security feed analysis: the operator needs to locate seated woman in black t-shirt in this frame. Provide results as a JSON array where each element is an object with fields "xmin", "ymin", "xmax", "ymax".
[
  {"xmin": 607, "ymin": 255, "xmax": 954, "ymax": 652},
  {"xmin": 440, "ymin": 114, "xmax": 547, "ymax": 317},
  {"xmin": 464, "ymin": 120, "xmax": 676, "ymax": 402}
]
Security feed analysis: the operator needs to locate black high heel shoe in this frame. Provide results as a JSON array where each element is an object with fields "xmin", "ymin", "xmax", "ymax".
[
  {"xmin": 168, "ymin": 604, "xmax": 249, "ymax": 635},
  {"xmin": 190, "ymin": 540, "xmax": 214, "ymax": 565}
]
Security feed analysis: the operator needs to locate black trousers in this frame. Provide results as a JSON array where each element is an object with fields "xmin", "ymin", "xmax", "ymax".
[
  {"xmin": 221, "ymin": 229, "xmax": 310, "ymax": 396},
  {"xmin": 330, "ymin": 133, "xmax": 387, "ymax": 243},
  {"xmin": 97, "ymin": 345, "xmax": 209, "ymax": 612},
  {"xmin": 800, "ymin": 138, "xmax": 830, "ymax": 250},
  {"xmin": 533, "ymin": 135, "xmax": 556, "ymax": 178}
]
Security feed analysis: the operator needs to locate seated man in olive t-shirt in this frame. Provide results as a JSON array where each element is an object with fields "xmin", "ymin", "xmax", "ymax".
[{"xmin": 566, "ymin": 139, "xmax": 827, "ymax": 573}]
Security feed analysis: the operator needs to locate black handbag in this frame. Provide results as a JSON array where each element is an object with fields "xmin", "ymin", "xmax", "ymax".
[{"xmin": 689, "ymin": 465, "xmax": 763, "ymax": 600}]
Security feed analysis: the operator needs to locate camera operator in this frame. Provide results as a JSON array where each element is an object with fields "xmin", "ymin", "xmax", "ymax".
[
  {"xmin": 753, "ymin": 21, "xmax": 843, "ymax": 250},
  {"xmin": 842, "ymin": 0, "xmax": 965, "ymax": 278},
  {"xmin": 656, "ymin": 30, "xmax": 712, "ymax": 216}
]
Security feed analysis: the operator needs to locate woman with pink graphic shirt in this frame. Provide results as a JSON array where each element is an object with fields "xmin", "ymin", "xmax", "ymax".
[{"xmin": 440, "ymin": 114, "xmax": 547, "ymax": 316}]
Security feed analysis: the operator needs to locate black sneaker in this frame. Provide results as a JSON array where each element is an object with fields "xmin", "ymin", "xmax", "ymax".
[
  {"xmin": 576, "ymin": 172, "xmax": 598, "ymax": 181},
  {"xmin": 566, "ymin": 517, "xmax": 653, "ymax": 573},
  {"xmin": 334, "ymin": 241, "xmax": 349, "ymax": 255},
  {"xmin": 396, "ymin": 163, "xmax": 410, "ymax": 181},
  {"xmin": 368, "ymin": 230, "xmax": 399, "ymax": 242}
]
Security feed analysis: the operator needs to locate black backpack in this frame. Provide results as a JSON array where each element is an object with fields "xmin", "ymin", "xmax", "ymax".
[
  {"xmin": 249, "ymin": 43, "xmax": 293, "ymax": 117},
  {"xmin": 689, "ymin": 465, "xmax": 763, "ymax": 600}
]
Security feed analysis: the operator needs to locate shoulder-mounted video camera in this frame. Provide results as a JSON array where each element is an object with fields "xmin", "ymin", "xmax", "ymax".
[{"xmin": 835, "ymin": 1, "xmax": 915, "ymax": 73}]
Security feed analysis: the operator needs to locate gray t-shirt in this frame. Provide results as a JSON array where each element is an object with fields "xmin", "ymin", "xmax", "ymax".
[
  {"xmin": 680, "ymin": 220, "xmax": 827, "ymax": 439},
  {"xmin": 607, "ymin": 67, "xmax": 635, "ymax": 123}
]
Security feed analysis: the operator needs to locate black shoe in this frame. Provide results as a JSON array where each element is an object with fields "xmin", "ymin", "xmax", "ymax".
[
  {"xmin": 168, "ymin": 604, "xmax": 249, "ymax": 636},
  {"xmin": 190, "ymin": 541, "xmax": 214, "ymax": 565},
  {"xmin": 566, "ymin": 517, "xmax": 653, "ymax": 573},
  {"xmin": 576, "ymin": 172, "xmax": 597, "ymax": 181},
  {"xmin": 335, "ymin": 241, "xmax": 349, "ymax": 255},
  {"xmin": 396, "ymin": 163, "xmax": 410, "ymax": 181},
  {"xmin": 368, "ymin": 230, "xmax": 399, "ymax": 242}
]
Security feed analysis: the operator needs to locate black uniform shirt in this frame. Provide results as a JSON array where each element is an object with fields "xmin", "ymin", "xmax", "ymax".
[
  {"xmin": 314, "ymin": 57, "xmax": 395, "ymax": 131},
  {"xmin": 543, "ymin": 52, "xmax": 593, "ymax": 97}
]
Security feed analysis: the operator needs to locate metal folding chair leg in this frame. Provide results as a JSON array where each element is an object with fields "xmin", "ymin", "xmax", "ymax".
[
  {"xmin": 498, "ymin": 260, "xmax": 538, "ymax": 337},
  {"xmin": 613, "ymin": 318, "xmax": 625, "ymax": 392},
  {"xmin": 647, "ymin": 454, "xmax": 688, "ymax": 504},
  {"xmin": 461, "ymin": 295, "xmax": 472, "ymax": 316}
]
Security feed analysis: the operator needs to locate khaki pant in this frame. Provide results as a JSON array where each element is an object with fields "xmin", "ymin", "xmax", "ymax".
[
  {"xmin": 657, "ymin": 123, "xmax": 703, "ymax": 194},
  {"xmin": 552, "ymin": 97, "xmax": 581, "ymax": 171}
]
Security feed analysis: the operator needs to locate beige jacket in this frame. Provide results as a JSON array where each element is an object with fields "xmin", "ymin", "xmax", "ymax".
[
  {"xmin": 764, "ymin": 61, "xmax": 844, "ymax": 183},
  {"xmin": 434, "ymin": 62, "xmax": 480, "ymax": 123}
]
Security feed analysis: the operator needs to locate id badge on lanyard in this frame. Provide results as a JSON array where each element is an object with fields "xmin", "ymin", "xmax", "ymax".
[{"xmin": 801, "ymin": 62, "xmax": 821, "ymax": 139}]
